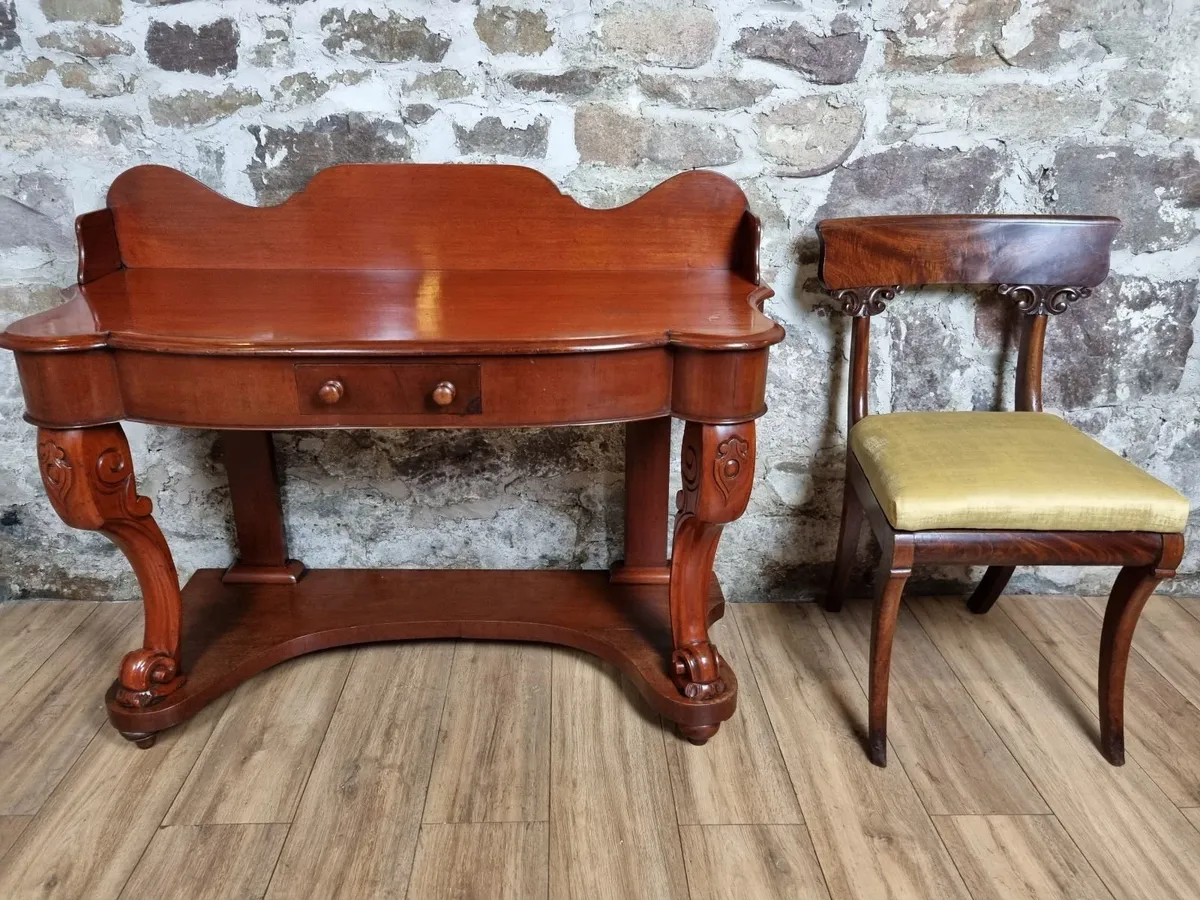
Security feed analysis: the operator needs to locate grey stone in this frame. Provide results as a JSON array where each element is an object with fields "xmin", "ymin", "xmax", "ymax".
[
  {"xmin": 638, "ymin": 73, "xmax": 772, "ymax": 110},
  {"xmin": 40, "ymin": 0, "xmax": 121, "ymax": 25},
  {"xmin": 474, "ymin": 6, "xmax": 553, "ymax": 56},
  {"xmin": 887, "ymin": 294, "xmax": 976, "ymax": 411},
  {"xmin": 599, "ymin": 2, "xmax": 718, "ymax": 68},
  {"xmin": 273, "ymin": 70, "xmax": 367, "ymax": 104},
  {"xmin": 410, "ymin": 69, "xmax": 470, "ymax": 99},
  {"xmin": 58, "ymin": 60, "xmax": 130, "ymax": 97},
  {"xmin": 402, "ymin": 104, "xmax": 436, "ymax": 126},
  {"xmin": 882, "ymin": 0, "xmax": 1018, "ymax": 73},
  {"xmin": 0, "ymin": 98, "xmax": 141, "ymax": 158},
  {"xmin": 1052, "ymin": 145, "xmax": 1200, "ymax": 253},
  {"xmin": 0, "ymin": 197, "xmax": 69, "ymax": 254},
  {"xmin": 38, "ymin": 25, "xmax": 133, "ymax": 57},
  {"xmin": 5, "ymin": 57, "xmax": 53, "ymax": 87},
  {"xmin": 453, "ymin": 116, "xmax": 549, "ymax": 158},
  {"xmin": 885, "ymin": 85, "xmax": 1102, "ymax": 143},
  {"xmin": 150, "ymin": 87, "xmax": 261, "ymax": 127},
  {"xmin": 755, "ymin": 98, "xmax": 863, "ymax": 176},
  {"xmin": 817, "ymin": 146, "xmax": 1006, "ymax": 218},
  {"xmin": 508, "ymin": 68, "xmax": 619, "ymax": 97},
  {"xmin": 321, "ymin": 10, "xmax": 450, "ymax": 63},
  {"xmin": 734, "ymin": 16, "xmax": 867, "ymax": 84},
  {"xmin": 574, "ymin": 104, "xmax": 738, "ymax": 169},
  {"xmin": 1045, "ymin": 276, "xmax": 1198, "ymax": 409},
  {"xmin": 248, "ymin": 114, "xmax": 410, "ymax": 205},
  {"xmin": 1, "ymin": 1, "xmax": 19, "ymax": 51},
  {"xmin": 145, "ymin": 19, "xmax": 238, "ymax": 75}
]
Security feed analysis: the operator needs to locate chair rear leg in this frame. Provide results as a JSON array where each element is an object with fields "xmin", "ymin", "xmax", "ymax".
[
  {"xmin": 966, "ymin": 565, "xmax": 1016, "ymax": 614},
  {"xmin": 867, "ymin": 539, "xmax": 913, "ymax": 767},
  {"xmin": 1098, "ymin": 539, "xmax": 1181, "ymax": 764},
  {"xmin": 827, "ymin": 472, "xmax": 864, "ymax": 612}
]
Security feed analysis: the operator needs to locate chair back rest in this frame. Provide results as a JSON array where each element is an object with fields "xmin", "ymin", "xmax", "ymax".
[{"xmin": 816, "ymin": 215, "xmax": 1120, "ymax": 423}]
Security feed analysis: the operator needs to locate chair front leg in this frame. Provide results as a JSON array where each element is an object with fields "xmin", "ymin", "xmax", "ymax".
[
  {"xmin": 37, "ymin": 426, "xmax": 185, "ymax": 721},
  {"xmin": 867, "ymin": 533, "xmax": 914, "ymax": 767},
  {"xmin": 1098, "ymin": 534, "xmax": 1184, "ymax": 765},
  {"xmin": 669, "ymin": 420, "xmax": 754, "ymax": 743}
]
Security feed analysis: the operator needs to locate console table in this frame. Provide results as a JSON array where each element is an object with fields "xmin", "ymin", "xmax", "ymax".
[{"xmin": 0, "ymin": 163, "xmax": 783, "ymax": 747}]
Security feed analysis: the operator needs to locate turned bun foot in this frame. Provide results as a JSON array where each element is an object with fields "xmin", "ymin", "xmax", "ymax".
[
  {"xmin": 679, "ymin": 723, "xmax": 720, "ymax": 745},
  {"xmin": 119, "ymin": 730, "xmax": 158, "ymax": 749}
]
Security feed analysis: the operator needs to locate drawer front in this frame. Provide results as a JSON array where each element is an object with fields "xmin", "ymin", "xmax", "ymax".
[{"xmin": 295, "ymin": 363, "xmax": 482, "ymax": 416}]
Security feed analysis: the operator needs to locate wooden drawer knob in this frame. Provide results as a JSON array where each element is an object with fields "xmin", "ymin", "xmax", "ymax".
[
  {"xmin": 431, "ymin": 381, "xmax": 456, "ymax": 407},
  {"xmin": 316, "ymin": 379, "xmax": 344, "ymax": 405}
]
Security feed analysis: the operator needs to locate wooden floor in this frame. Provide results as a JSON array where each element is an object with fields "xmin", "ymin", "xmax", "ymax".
[{"xmin": 2, "ymin": 594, "xmax": 1200, "ymax": 899}]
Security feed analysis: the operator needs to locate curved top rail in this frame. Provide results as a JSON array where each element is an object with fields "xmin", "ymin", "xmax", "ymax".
[
  {"xmin": 817, "ymin": 214, "xmax": 1121, "ymax": 290},
  {"xmin": 108, "ymin": 163, "xmax": 754, "ymax": 272}
]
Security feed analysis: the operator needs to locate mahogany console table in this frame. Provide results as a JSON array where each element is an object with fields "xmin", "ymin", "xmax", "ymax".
[{"xmin": 1, "ymin": 164, "xmax": 783, "ymax": 747}]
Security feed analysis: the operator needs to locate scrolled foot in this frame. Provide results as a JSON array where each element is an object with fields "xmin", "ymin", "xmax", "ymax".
[
  {"xmin": 119, "ymin": 730, "xmax": 158, "ymax": 749},
  {"xmin": 671, "ymin": 641, "xmax": 726, "ymax": 701},
  {"xmin": 114, "ymin": 648, "xmax": 186, "ymax": 708},
  {"xmin": 679, "ymin": 723, "xmax": 720, "ymax": 745}
]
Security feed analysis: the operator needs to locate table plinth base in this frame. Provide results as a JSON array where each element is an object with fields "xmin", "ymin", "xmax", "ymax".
[{"xmin": 105, "ymin": 567, "xmax": 737, "ymax": 740}]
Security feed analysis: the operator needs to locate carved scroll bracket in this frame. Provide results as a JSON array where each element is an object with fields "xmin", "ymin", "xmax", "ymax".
[
  {"xmin": 999, "ymin": 283, "xmax": 1092, "ymax": 316},
  {"xmin": 833, "ymin": 286, "xmax": 901, "ymax": 317}
]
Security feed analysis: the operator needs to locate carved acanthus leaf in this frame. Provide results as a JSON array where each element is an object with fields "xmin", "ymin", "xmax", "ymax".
[{"xmin": 998, "ymin": 283, "xmax": 1092, "ymax": 316}]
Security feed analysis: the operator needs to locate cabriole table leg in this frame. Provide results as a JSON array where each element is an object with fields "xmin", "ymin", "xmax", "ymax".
[
  {"xmin": 36, "ymin": 424, "xmax": 185, "ymax": 742},
  {"xmin": 669, "ymin": 420, "xmax": 755, "ymax": 743}
]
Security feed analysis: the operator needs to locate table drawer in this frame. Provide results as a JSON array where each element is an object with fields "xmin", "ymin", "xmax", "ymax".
[{"xmin": 294, "ymin": 363, "xmax": 482, "ymax": 416}]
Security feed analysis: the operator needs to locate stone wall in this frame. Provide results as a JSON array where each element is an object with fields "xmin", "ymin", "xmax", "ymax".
[{"xmin": 1, "ymin": 0, "xmax": 1198, "ymax": 602}]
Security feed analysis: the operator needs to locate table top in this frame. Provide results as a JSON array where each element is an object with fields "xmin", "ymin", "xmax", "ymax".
[{"xmin": 2, "ymin": 267, "xmax": 779, "ymax": 355}]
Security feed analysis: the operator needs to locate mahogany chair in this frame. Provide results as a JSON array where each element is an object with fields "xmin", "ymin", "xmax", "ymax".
[{"xmin": 817, "ymin": 215, "xmax": 1189, "ymax": 768}]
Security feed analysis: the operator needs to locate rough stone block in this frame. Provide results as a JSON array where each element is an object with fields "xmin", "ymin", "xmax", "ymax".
[
  {"xmin": 1053, "ymin": 145, "xmax": 1200, "ymax": 252},
  {"xmin": 638, "ymin": 73, "xmax": 772, "ymax": 110},
  {"xmin": 574, "ymin": 103, "xmax": 738, "ymax": 168},
  {"xmin": 1, "ymin": 1, "xmax": 20, "ymax": 50},
  {"xmin": 599, "ymin": 2, "xmax": 718, "ymax": 68},
  {"xmin": 150, "ymin": 87, "xmax": 261, "ymax": 127},
  {"xmin": 817, "ymin": 145, "xmax": 1005, "ymax": 218},
  {"xmin": 145, "ymin": 19, "xmax": 238, "ymax": 75},
  {"xmin": 410, "ymin": 69, "xmax": 470, "ymax": 99},
  {"xmin": 38, "ymin": 25, "xmax": 133, "ymax": 58},
  {"xmin": 40, "ymin": 0, "xmax": 121, "ymax": 25},
  {"xmin": 755, "ymin": 97, "xmax": 863, "ymax": 176},
  {"xmin": 733, "ymin": 16, "xmax": 866, "ymax": 84},
  {"xmin": 474, "ymin": 6, "xmax": 553, "ymax": 56},
  {"xmin": 321, "ymin": 10, "xmax": 450, "ymax": 62},
  {"xmin": 453, "ymin": 115, "xmax": 549, "ymax": 158},
  {"xmin": 1045, "ymin": 276, "xmax": 1198, "ymax": 409},
  {"xmin": 247, "ymin": 114, "xmax": 410, "ymax": 205},
  {"xmin": 508, "ymin": 68, "xmax": 621, "ymax": 98}
]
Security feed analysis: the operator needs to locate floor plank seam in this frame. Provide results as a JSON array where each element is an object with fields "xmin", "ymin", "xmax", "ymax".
[
  {"xmin": 402, "ymin": 643, "xmax": 457, "ymax": 900},
  {"xmin": 0, "ymin": 602, "xmax": 102, "ymax": 719},
  {"xmin": 907, "ymin": 597, "xmax": 1057, "ymax": 817}
]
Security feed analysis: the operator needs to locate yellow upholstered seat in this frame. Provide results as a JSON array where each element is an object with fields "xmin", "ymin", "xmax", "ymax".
[{"xmin": 850, "ymin": 411, "xmax": 1189, "ymax": 533}]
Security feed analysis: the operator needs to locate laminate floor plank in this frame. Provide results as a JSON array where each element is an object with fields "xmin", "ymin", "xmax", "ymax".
[
  {"xmin": 737, "ymin": 603, "xmax": 971, "ymax": 900},
  {"xmin": 166, "ymin": 650, "xmax": 354, "ymax": 825},
  {"xmin": 407, "ymin": 822, "xmax": 547, "ymax": 900},
  {"xmin": 549, "ymin": 649, "xmax": 687, "ymax": 900},
  {"xmin": 911, "ymin": 598, "xmax": 1200, "ymax": 900},
  {"xmin": 934, "ymin": 814, "xmax": 1114, "ymax": 900},
  {"xmin": 0, "ymin": 699, "xmax": 228, "ymax": 900},
  {"xmin": 0, "ymin": 600, "xmax": 96, "ymax": 710},
  {"xmin": 1086, "ymin": 595, "xmax": 1200, "ymax": 711},
  {"xmin": 679, "ymin": 825, "xmax": 830, "ymax": 900},
  {"xmin": 1184, "ymin": 808, "xmax": 1200, "ymax": 832},
  {"xmin": 0, "ymin": 817, "xmax": 31, "ymax": 863},
  {"xmin": 263, "ymin": 642, "xmax": 452, "ymax": 900},
  {"xmin": 118, "ymin": 824, "xmax": 288, "ymax": 900},
  {"xmin": 0, "ymin": 601, "xmax": 140, "ymax": 816},
  {"xmin": 424, "ymin": 642, "xmax": 551, "ymax": 824},
  {"xmin": 827, "ymin": 599, "xmax": 1048, "ymax": 815},
  {"xmin": 666, "ymin": 609, "xmax": 803, "ymax": 826},
  {"xmin": 1005, "ymin": 595, "xmax": 1200, "ymax": 807}
]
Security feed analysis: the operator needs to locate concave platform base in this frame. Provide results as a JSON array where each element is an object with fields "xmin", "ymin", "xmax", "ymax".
[{"xmin": 106, "ymin": 568, "xmax": 736, "ymax": 738}]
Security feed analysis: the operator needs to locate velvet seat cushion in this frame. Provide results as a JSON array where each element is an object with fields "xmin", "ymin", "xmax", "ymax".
[{"xmin": 850, "ymin": 411, "xmax": 1190, "ymax": 533}]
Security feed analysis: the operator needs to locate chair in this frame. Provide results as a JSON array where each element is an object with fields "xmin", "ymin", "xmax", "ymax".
[{"xmin": 817, "ymin": 215, "xmax": 1189, "ymax": 767}]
